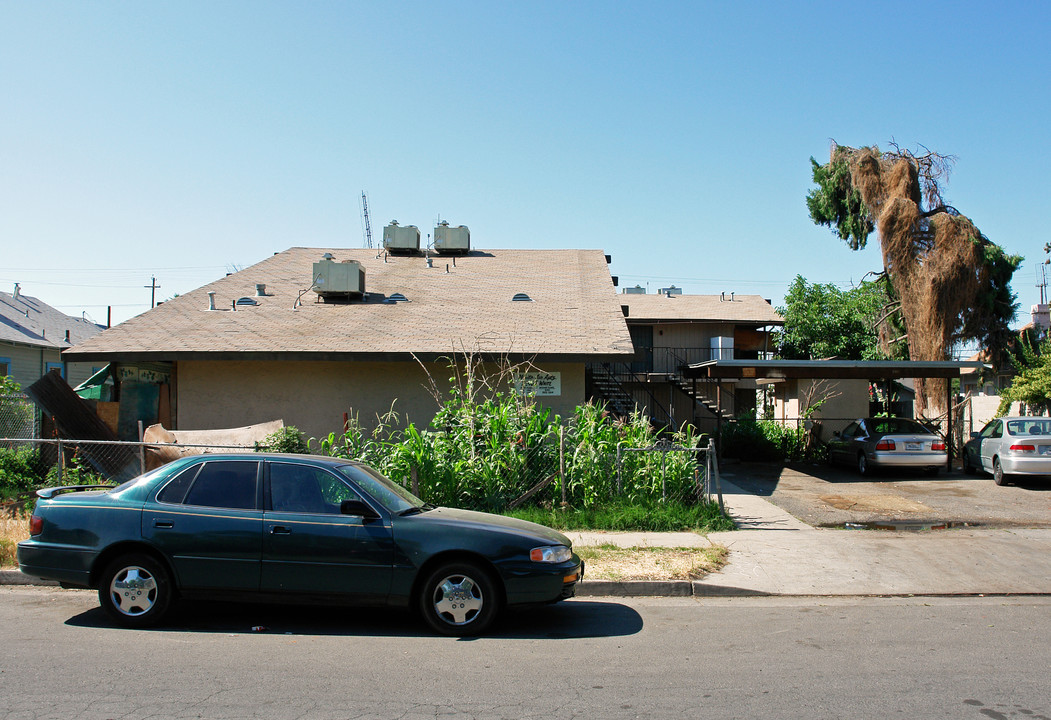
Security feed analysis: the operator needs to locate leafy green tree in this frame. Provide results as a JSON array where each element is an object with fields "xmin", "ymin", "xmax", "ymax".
[
  {"xmin": 997, "ymin": 335, "xmax": 1051, "ymax": 415},
  {"xmin": 777, "ymin": 275, "xmax": 902, "ymax": 361}
]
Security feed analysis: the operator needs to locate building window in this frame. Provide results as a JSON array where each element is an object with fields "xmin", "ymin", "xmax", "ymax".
[
  {"xmin": 45, "ymin": 362, "xmax": 64, "ymax": 378},
  {"xmin": 0, "ymin": 357, "xmax": 9, "ymax": 377}
]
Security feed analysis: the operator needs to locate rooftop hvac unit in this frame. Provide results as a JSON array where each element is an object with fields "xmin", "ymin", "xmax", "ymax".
[
  {"xmin": 622, "ymin": 285, "xmax": 646, "ymax": 295},
  {"xmin": 313, "ymin": 258, "xmax": 365, "ymax": 299},
  {"xmin": 433, "ymin": 221, "xmax": 470, "ymax": 255},
  {"xmin": 382, "ymin": 221, "xmax": 421, "ymax": 254}
]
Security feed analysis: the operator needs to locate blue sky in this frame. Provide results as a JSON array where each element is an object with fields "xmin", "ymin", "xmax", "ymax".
[{"xmin": 2, "ymin": 2, "xmax": 1048, "ymax": 344}]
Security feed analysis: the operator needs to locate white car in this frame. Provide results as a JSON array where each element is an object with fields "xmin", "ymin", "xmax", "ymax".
[{"xmin": 964, "ymin": 416, "xmax": 1051, "ymax": 485}]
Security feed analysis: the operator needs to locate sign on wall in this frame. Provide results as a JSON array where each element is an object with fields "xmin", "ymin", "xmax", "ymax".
[{"xmin": 513, "ymin": 371, "xmax": 561, "ymax": 397}]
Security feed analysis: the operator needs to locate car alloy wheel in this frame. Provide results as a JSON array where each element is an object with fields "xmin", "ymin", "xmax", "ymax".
[
  {"xmin": 99, "ymin": 554, "xmax": 172, "ymax": 628},
  {"xmin": 993, "ymin": 457, "xmax": 1009, "ymax": 486},
  {"xmin": 419, "ymin": 562, "xmax": 499, "ymax": 637},
  {"xmin": 857, "ymin": 453, "xmax": 869, "ymax": 476}
]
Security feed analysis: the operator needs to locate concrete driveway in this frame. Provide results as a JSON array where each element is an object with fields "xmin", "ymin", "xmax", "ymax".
[{"xmin": 720, "ymin": 460, "xmax": 1051, "ymax": 529}]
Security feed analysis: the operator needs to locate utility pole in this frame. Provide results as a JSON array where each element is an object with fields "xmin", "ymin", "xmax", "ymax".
[{"xmin": 144, "ymin": 276, "xmax": 160, "ymax": 308}]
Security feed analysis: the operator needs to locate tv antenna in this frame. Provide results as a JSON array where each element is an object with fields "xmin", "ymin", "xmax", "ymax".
[{"xmin": 359, "ymin": 191, "xmax": 374, "ymax": 249}]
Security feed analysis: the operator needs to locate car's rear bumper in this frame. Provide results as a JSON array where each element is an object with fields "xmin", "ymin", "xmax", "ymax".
[
  {"xmin": 16, "ymin": 542, "xmax": 94, "ymax": 587},
  {"xmin": 998, "ymin": 456, "xmax": 1051, "ymax": 476},
  {"xmin": 870, "ymin": 451, "xmax": 946, "ymax": 468}
]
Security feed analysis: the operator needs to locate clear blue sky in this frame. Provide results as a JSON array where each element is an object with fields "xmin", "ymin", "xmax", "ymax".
[{"xmin": 3, "ymin": 1, "xmax": 1048, "ymax": 347}]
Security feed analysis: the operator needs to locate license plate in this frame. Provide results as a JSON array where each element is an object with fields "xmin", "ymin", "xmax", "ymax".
[{"xmin": 906, "ymin": 442, "xmax": 921, "ymax": 451}]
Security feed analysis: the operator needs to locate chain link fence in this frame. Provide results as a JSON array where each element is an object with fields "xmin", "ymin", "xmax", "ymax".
[
  {"xmin": 0, "ymin": 394, "xmax": 37, "ymax": 440},
  {"xmin": 0, "ymin": 435, "xmax": 722, "ymax": 514}
]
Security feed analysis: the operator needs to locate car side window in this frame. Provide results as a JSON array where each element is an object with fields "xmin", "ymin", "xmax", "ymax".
[
  {"xmin": 988, "ymin": 421, "xmax": 1003, "ymax": 439},
  {"xmin": 181, "ymin": 461, "xmax": 260, "ymax": 510},
  {"xmin": 157, "ymin": 464, "xmax": 202, "ymax": 504},
  {"xmin": 269, "ymin": 462, "xmax": 359, "ymax": 514},
  {"xmin": 841, "ymin": 422, "xmax": 859, "ymax": 438}
]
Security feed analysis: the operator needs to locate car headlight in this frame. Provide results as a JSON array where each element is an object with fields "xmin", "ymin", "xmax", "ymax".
[{"xmin": 530, "ymin": 545, "xmax": 573, "ymax": 563}]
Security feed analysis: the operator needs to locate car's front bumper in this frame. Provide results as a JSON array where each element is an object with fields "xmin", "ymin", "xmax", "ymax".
[{"xmin": 501, "ymin": 555, "xmax": 583, "ymax": 606}]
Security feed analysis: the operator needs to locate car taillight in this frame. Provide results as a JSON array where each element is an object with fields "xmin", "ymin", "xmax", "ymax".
[
  {"xmin": 875, "ymin": 440, "xmax": 896, "ymax": 451},
  {"xmin": 932, "ymin": 441, "xmax": 946, "ymax": 451},
  {"xmin": 29, "ymin": 515, "xmax": 43, "ymax": 536},
  {"xmin": 1010, "ymin": 444, "xmax": 1036, "ymax": 453}
]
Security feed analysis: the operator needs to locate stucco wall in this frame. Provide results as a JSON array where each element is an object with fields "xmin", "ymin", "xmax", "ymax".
[
  {"xmin": 174, "ymin": 359, "xmax": 586, "ymax": 439},
  {"xmin": 772, "ymin": 378, "xmax": 870, "ymax": 438}
]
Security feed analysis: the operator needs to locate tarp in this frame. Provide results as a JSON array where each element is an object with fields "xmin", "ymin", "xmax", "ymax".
[{"xmin": 73, "ymin": 364, "xmax": 114, "ymax": 401}]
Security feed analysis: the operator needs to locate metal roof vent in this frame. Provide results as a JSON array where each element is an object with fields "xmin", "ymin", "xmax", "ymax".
[
  {"xmin": 389, "ymin": 292, "xmax": 409, "ymax": 302},
  {"xmin": 512, "ymin": 293, "xmax": 533, "ymax": 302},
  {"xmin": 235, "ymin": 297, "xmax": 258, "ymax": 306}
]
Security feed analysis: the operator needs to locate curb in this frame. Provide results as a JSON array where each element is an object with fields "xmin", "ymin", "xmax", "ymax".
[{"xmin": 0, "ymin": 569, "xmax": 58, "ymax": 587}]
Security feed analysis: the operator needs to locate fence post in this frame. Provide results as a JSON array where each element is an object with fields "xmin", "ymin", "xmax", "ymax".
[
  {"xmin": 708, "ymin": 439, "xmax": 724, "ymax": 513},
  {"xmin": 411, "ymin": 465, "xmax": 419, "ymax": 496},
  {"xmin": 559, "ymin": 426, "xmax": 566, "ymax": 506},
  {"xmin": 661, "ymin": 447, "xmax": 667, "ymax": 502}
]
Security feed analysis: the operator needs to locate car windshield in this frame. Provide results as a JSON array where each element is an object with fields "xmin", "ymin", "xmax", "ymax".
[
  {"xmin": 868, "ymin": 418, "xmax": 931, "ymax": 435},
  {"xmin": 335, "ymin": 463, "xmax": 424, "ymax": 515},
  {"xmin": 1006, "ymin": 419, "xmax": 1051, "ymax": 436}
]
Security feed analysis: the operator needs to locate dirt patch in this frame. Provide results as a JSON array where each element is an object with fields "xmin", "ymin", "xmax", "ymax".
[
  {"xmin": 0, "ymin": 511, "xmax": 29, "ymax": 568},
  {"xmin": 819, "ymin": 494, "xmax": 930, "ymax": 514},
  {"xmin": 576, "ymin": 544, "xmax": 728, "ymax": 581}
]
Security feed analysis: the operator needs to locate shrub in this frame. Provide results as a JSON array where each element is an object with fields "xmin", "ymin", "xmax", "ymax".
[{"xmin": 255, "ymin": 426, "xmax": 310, "ymax": 454}]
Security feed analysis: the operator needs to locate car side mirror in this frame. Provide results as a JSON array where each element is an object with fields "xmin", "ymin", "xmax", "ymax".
[
  {"xmin": 341, "ymin": 499, "xmax": 379, "ymax": 519},
  {"xmin": 969, "ymin": 431, "xmax": 979, "ymax": 439}
]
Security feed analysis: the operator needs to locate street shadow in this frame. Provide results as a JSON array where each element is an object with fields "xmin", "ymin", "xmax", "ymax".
[{"xmin": 63, "ymin": 598, "xmax": 642, "ymax": 640}]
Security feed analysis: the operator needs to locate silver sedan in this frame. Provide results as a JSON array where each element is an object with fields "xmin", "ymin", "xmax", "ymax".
[
  {"xmin": 963, "ymin": 416, "xmax": 1051, "ymax": 485},
  {"xmin": 830, "ymin": 417, "xmax": 947, "ymax": 476}
]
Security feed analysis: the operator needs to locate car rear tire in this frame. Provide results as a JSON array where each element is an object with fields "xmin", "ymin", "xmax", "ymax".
[
  {"xmin": 963, "ymin": 454, "xmax": 976, "ymax": 474},
  {"xmin": 993, "ymin": 457, "xmax": 1010, "ymax": 486},
  {"xmin": 419, "ymin": 561, "xmax": 500, "ymax": 637},
  {"xmin": 98, "ymin": 554, "xmax": 173, "ymax": 628},
  {"xmin": 926, "ymin": 466, "xmax": 940, "ymax": 477},
  {"xmin": 857, "ymin": 453, "xmax": 870, "ymax": 476}
]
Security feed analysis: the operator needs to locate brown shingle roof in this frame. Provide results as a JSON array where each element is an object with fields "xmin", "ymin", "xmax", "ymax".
[
  {"xmin": 620, "ymin": 293, "xmax": 784, "ymax": 324},
  {"xmin": 65, "ymin": 248, "xmax": 634, "ymax": 361}
]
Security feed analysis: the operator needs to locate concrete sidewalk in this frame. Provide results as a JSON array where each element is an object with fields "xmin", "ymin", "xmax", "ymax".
[{"xmin": 569, "ymin": 477, "xmax": 1051, "ymax": 597}]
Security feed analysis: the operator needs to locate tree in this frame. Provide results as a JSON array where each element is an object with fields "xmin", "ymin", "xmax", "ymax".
[
  {"xmin": 777, "ymin": 275, "xmax": 903, "ymax": 361},
  {"xmin": 996, "ymin": 335, "xmax": 1051, "ymax": 416},
  {"xmin": 807, "ymin": 143, "xmax": 1022, "ymax": 414}
]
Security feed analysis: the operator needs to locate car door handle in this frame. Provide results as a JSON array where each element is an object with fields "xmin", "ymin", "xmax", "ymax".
[
  {"xmin": 153, "ymin": 520, "xmax": 174, "ymax": 529},
  {"xmin": 270, "ymin": 526, "xmax": 291, "ymax": 535}
]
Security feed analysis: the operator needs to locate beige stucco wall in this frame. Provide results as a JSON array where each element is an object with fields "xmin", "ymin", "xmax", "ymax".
[
  {"xmin": 772, "ymin": 378, "xmax": 870, "ymax": 438},
  {"xmin": 174, "ymin": 359, "xmax": 586, "ymax": 440}
]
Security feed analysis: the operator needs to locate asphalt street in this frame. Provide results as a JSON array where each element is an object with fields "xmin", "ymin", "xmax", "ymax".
[{"xmin": 1, "ymin": 586, "xmax": 1048, "ymax": 719}]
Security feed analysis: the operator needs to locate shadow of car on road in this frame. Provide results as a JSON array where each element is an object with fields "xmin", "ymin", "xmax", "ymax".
[{"xmin": 63, "ymin": 597, "xmax": 643, "ymax": 640}]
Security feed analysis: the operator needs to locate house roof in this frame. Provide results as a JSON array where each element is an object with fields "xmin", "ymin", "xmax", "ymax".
[
  {"xmin": 64, "ymin": 248, "xmax": 635, "ymax": 362},
  {"xmin": 619, "ymin": 293, "xmax": 784, "ymax": 325},
  {"xmin": 0, "ymin": 290, "xmax": 104, "ymax": 351}
]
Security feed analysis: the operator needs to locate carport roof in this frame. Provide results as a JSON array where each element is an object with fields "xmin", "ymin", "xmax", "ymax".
[{"xmin": 683, "ymin": 359, "xmax": 989, "ymax": 380}]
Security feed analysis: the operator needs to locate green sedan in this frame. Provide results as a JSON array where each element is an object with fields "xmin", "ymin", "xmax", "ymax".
[{"xmin": 18, "ymin": 453, "xmax": 582, "ymax": 636}]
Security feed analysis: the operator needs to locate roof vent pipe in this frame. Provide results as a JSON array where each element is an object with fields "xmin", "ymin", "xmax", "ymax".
[
  {"xmin": 13, "ymin": 283, "xmax": 20, "ymax": 299},
  {"xmin": 256, "ymin": 284, "xmax": 266, "ymax": 297},
  {"xmin": 207, "ymin": 292, "xmax": 216, "ymax": 310},
  {"xmin": 731, "ymin": 292, "xmax": 735, "ymax": 301},
  {"xmin": 720, "ymin": 291, "xmax": 725, "ymax": 302}
]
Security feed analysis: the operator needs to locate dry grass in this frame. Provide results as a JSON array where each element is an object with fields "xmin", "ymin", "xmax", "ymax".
[
  {"xmin": 576, "ymin": 544, "xmax": 728, "ymax": 582},
  {"xmin": 0, "ymin": 510, "xmax": 30, "ymax": 568}
]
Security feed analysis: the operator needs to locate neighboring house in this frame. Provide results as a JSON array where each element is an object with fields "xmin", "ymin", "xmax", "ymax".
[
  {"xmin": 0, "ymin": 285, "xmax": 106, "ymax": 389},
  {"xmin": 64, "ymin": 247, "xmax": 634, "ymax": 441},
  {"xmin": 958, "ymin": 303, "xmax": 1050, "ymax": 427},
  {"xmin": 586, "ymin": 289, "xmax": 784, "ymax": 432}
]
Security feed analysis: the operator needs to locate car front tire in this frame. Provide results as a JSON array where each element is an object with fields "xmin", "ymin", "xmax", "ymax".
[
  {"xmin": 98, "ymin": 554, "xmax": 173, "ymax": 628},
  {"xmin": 963, "ymin": 453, "xmax": 976, "ymax": 474},
  {"xmin": 419, "ymin": 561, "xmax": 500, "ymax": 637}
]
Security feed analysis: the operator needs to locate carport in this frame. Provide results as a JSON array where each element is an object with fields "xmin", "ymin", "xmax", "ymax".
[{"xmin": 683, "ymin": 359, "xmax": 988, "ymax": 470}]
